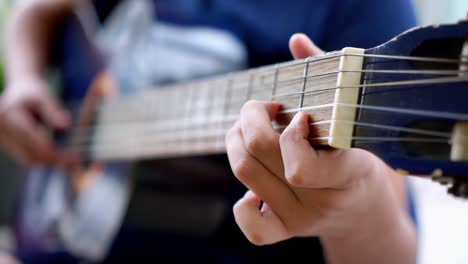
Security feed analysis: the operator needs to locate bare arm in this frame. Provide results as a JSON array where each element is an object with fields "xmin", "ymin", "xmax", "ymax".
[
  {"xmin": 5, "ymin": 0, "xmax": 79, "ymax": 80},
  {"xmin": 0, "ymin": 0, "xmax": 80, "ymax": 165}
]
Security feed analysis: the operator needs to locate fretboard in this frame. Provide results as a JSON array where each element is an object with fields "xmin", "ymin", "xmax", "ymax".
[{"xmin": 90, "ymin": 48, "xmax": 365, "ymax": 160}]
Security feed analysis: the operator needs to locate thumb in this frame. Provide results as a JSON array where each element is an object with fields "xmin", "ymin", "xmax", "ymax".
[{"xmin": 289, "ymin": 33, "xmax": 324, "ymax": 59}]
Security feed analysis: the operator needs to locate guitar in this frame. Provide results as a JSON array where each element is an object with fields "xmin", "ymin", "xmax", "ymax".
[{"xmin": 15, "ymin": 16, "xmax": 468, "ymax": 261}]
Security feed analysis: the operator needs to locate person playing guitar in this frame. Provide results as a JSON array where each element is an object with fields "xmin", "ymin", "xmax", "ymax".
[{"xmin": 1, "ymin": 0, "xmax": 421, "ymax": 263}]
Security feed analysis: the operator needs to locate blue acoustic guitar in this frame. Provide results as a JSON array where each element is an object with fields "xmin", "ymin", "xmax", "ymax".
[{"xmin": 15, "ymin": 15, "xmax": 468, "ymax": 261}]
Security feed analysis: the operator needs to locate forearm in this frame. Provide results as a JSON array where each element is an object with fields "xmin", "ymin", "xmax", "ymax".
[
  {"xmin": 321, "ymin": 176, "xmax": 417, "ymax": 264},
  {"xmin": 4, "ymin": 1, "xmax": 74, "ymax": 83}
]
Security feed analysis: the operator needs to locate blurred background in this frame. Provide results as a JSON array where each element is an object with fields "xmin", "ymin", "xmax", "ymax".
[{"xmin": 0, "ymin": 0, "xmax": 467, "ymax": 263}]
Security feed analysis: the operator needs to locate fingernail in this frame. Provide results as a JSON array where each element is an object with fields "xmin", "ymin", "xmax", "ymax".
[{"xmin": 293, "ymin": 111, "xmax": 304, "ymax": 124}]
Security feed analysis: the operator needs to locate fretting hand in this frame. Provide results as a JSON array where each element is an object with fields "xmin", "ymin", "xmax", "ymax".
[{"xmin": 225, "ymin": 34, "xmax": 417, "ymax": 263}]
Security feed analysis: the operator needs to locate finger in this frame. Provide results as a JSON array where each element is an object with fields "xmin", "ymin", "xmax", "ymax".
[
  {"xmin": 233, "ymin": 190, "xmax": 290, "ymax": 245},
  {"xmin": 0, "ymin": 130, "xmax": 31, "ymax": 164},
  {"xmin": 36, "ymin": 94, "xmax": 70, "ymax": 130},
  {"xmin": 289, "ymin": 33, "xmax": 324, "ymax": 59},
  {"xmin": 280, "ymin": 112, "xmax": 377, "ymax": 188},
  {"xmin": 240, "ymin": 101, "xmax": 284, "ymax": 177},
  {"xmin": 225, "ymin": 121, "xmax": 298, "ymax": 218},
  {"xmin": 4, "ymin": 111, "xmax": 58, "ymax": 164}
]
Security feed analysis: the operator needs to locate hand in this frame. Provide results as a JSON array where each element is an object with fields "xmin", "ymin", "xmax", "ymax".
[
  {"xmin": 0, "ymin": 76, "xmax": 70, "ymax": 165},
  {"xmin": 225, "ymin": 34, "xmax": 416, "ymax": 263}
]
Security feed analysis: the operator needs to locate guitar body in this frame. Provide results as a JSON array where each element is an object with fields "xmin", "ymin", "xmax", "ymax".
[
  {"xmin": 15, "ymin": 15, "xmax": 234, "ymax": 261},
  {"xmin": 15, "ymin": 17, "xmax": 132, "ymax": 260}
]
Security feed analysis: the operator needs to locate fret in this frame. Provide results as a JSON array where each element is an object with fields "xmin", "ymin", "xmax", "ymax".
[
  {"xmin": 223, "ymin": 79, "xmax": 233, "ymax": 118},
  {"xmin": 92, "ymin": 51, "xmax": 348, "ymax": 160},
  {"xmin": 299, "ymin": 57, "xmax": 310, "ymax": 108},
  {"xmin": 246, "ymin": 73, "xmax": 253, "ymax": 101},
  {"xmin": 173, "ymin": 86, "xmax": 188, "ymax": 154},
  {"xmin": 250, "ymin": 67, "xmax": 276, "ymax": 100},
  {"xmin": 226, "ymin": 73, "xmax": 250, "ymax": 116},
  {"xmin": 217, "ymin": 78, "xmax": 233, "ymax": 149},
  {"xmin": 275, "ymin": 60, "xmax": 305, "ymax": 110},
  {"xmin": 271, "ymin": 65, "xmax": 279, "ymax": 101},
  {"xmin": 301, "ymin": 56, "xmax": 340, "ymax": 121},
  {"xmin": 180, "ymin": 84, "xmax": 195, "ymax": 153}
]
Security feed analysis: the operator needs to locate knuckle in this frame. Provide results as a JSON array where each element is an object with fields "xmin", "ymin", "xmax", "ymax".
[
  {"xmin": 232, "ymin": 157, "xmax": 253, "ymax": 183},
  {"xmin": 285, "ymin": 165, "xmax": 306, "ymax": 187},
  {"xmin": 247, "ymin": 232, "xmax": 266, "ymax": 246},
  {"xmin": 241, "ymin": 100, "xmax": 261, "ymax": 114},
  {"xmin": 244, "ymin": 132, "xmax": 276, "ymax": 157},
  {"xmin": 244, "ymin": 133, "xmax": 263, "ymax": 155},
  {"xmin": 279, "ymin": 129, "xmax": 292, "ymax": 145}
]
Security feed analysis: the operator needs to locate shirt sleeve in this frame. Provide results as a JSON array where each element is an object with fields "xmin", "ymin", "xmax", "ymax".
[{"xmin": 314, "ymin": 0, "xmax": 418, "ymax": 51}]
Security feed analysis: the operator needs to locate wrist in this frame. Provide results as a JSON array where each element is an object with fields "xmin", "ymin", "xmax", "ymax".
[
  {"xmin": 320, "ymin": 170, "xmax": 417, "ymax": 264},
  {"xmin": 5, "ymin": 72, "xmax": 46, "ymax": 92},
  {"xmin": 322, "ymin": 213, "xmax": 416, "ymax": 264}
]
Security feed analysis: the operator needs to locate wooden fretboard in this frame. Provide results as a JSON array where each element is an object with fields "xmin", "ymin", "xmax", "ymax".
[{"xmin": 90, "ymin": 48, "xmax": 365, "ymax": 160}]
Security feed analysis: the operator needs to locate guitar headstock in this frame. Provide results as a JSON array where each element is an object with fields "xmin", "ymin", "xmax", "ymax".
[{"xmin": 351, "ymin": 21, "xmax": 468, "ymax": 197}]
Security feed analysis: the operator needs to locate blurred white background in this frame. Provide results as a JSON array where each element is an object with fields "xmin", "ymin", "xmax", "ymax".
[{"xmin": 409, "ymin": 1, "xmax": 468, "ymax": 264}]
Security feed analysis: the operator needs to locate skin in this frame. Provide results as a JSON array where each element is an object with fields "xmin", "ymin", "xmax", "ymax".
[
  {"xmin": 225, "ymin": 34, "xmax": 417, "ymax": 263},
  {"xmin": 1, "ymin": 0, "xmax": 79, "ymax": 166},
  {"xmin": 4, "ymin": 1, "xmax": 417, "ymax": 262}
]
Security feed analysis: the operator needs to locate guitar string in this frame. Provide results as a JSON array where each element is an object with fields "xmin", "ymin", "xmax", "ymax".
[
  {"xmin": 70, "ymin": 133, "xmax": 451, "ymax": 159},
  {"xmin": 64, "ymin": 71, "xmax": 468, "ymax": 119},
  {"xmin": 60, "ymin": 51, "xmax": 466, "ymax": 115},
  {"xmin": 65, "ymin": 110, "xmax": 457, "ymax": 154},
  {"xmin": 53, "ymin": 53, "xmax": 468, "ymax": 154},
  {"xmin": 68, "ymin": 109, "xmax": 454, "ymax": 144},
  {"xmin": 61, "ymin": 74, "xmax": 468, "ymax": 149},
  {"xmin": 86, "ymin": 138, "xmax": 449, "ymax": 160},
  {"xmin": 62, "ymin": 74, "xmax": 468, "ymax": 135}
]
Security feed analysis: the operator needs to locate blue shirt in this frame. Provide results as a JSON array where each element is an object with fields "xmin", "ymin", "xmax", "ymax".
[{"xmin": 61, "ymin": 0, "xmax": 416, "ymax": 100}]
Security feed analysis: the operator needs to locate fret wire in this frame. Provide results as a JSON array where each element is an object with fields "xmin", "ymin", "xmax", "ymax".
[
  {"xmin": 217, "ymin": 78, "xmax": 232, "ymax": 147},
  {"xmin": 72, "ymin": 75, "xmax": 468, "ymax": 135},
  {"xmin": 246, "ymin": 73, "xmax": 254, "ymax": 101},
  {"xmin": 223, "ymin": 79, "xmax": 233, "ymax": 117},
  {"xmin": 77, "ymin": 73, "xmax": 468, "ymax": 139},
  {"xmin": 81, "ymin": 132, "xmax": 453, "ymax": 159},
  {"xmin": 216, "ymin": 69, "xmax": 460, "ymax": 97},
  {"xmin": 271, "ymin": 64, "xmax": 279, "ymax": 101},
  {"xmin": 62, "ymin": 52, "xmax": 465, "ymax": 114},
  {"xmin": 81, "ymin": 68, "xmax": 464, "ymax": 118},
  {"xmin": 71, "ymin": 116, "xmax": 453, "ymax": 151},
  {"xmin": 182, "ymin": 84, "xmax": 195, "ymax": 148},
  {"xmin": 299, "ymin": 57, "xmax": 311, "ymax": 108},
  {"xmin": 87, "ymin": 135, "xmax": 449, "ymax": 159},
  {"xmin": 273, "ymin": 76, "xmax": 468, "ymax": 100}
]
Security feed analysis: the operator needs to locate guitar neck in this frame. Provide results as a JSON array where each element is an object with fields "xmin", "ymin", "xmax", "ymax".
[{"xmin": 90, "ymin": 48, "xmax": 365, "ymax": 161}]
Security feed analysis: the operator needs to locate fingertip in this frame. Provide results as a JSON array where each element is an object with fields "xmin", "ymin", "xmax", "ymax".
[
  {"xmin": 289, "ymin": 33, "xmax": 324, "ymax": 59},
  {"xmin": 289, "ymin": 33, "xmax": 308, "ymax": 50},
  {"xmin": 54, "ymin": 111, "xmax": 71, "ymax": 129}
]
